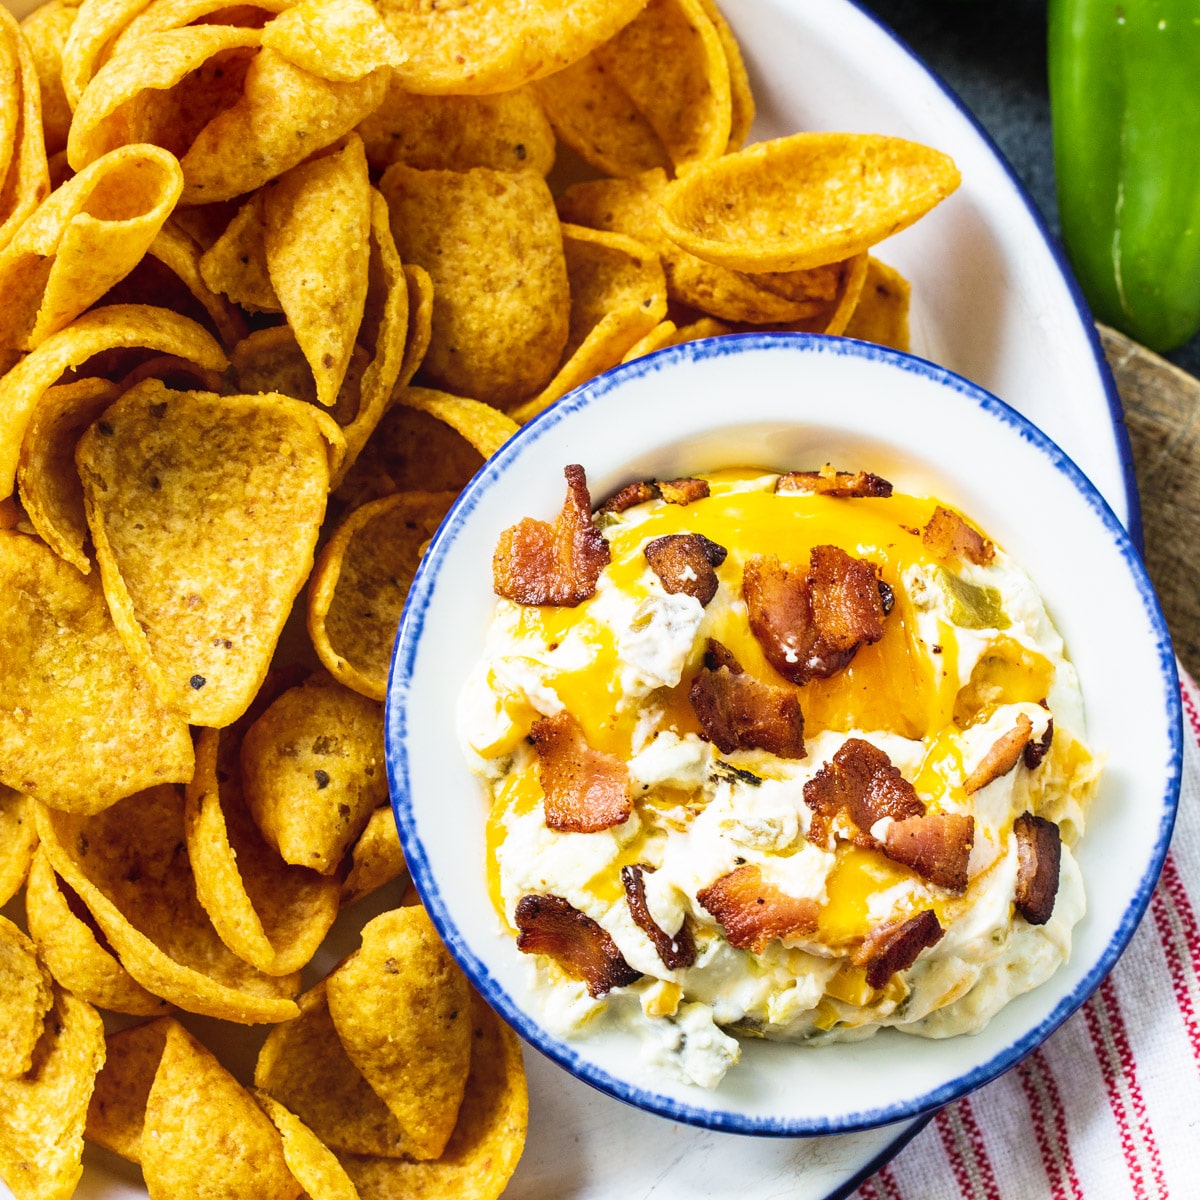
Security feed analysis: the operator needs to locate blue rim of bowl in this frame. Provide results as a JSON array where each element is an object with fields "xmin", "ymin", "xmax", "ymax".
[
  {"xmin": 387, "ymin": 333, "xmax": 1181, "ymax": 1137},
  {"xmin": 843, "ymin": 0, "xmax": 1143, "ymax": 553}
]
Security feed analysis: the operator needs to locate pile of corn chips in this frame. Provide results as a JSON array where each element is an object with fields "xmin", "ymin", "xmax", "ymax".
[{"xmin": 0, "ymin": 0, "xmax": 960, "ymax": 1194}]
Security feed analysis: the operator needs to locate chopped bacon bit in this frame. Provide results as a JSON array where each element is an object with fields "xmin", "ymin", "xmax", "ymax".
[
  {"xmin": 514, "ymin": 894, "xmax": 642, "ymax": 996},
  {"xmin": 621, "ymin": 864, "xmax": 696, "ymax": 970},
  {"xmin": 775, "ymin": 469, "xmax": 893, "ymax": 498},
  {"xmin": 883, "ymin": 814, "xmax": 975, "ymax": 894},
  {"xmin": 688, "ymin": 639, "xmax": 805, "ymax": 758},
  {"xmin": 743, "ymin": 547, "xmax": 889, "ymax": 685},
  {"xmin": 852, "ymin": 909, "xmax": 944, "ymax": 989},
  {"xmin": 531, "ymin": 713, "xmax": 632, "ymax": 833},
  {"xmin": 1024, "ymin": 718, "xmax": 1054, "ymax": 769},
  {"xmin": 658, "ymin": 477, "xmax": 709, "ymax": 505},
  {"xmin": 962, "ymin": 713, "xmax": 1033, "ymax": 794},
  {"xmin": 596, "ymin": 479, "xmax": 658, "ymax": 515},
  {"xmin": 803, "ymin": 737, "xmax": 924, "ymax": 848},
  {"xmin": 643, "ymin": 532, "xmax": 727, "ymax": 605},
  {"xmin": 1013, "ymin": 812, "xmax": 1061, "ymax": 925},
  {"xmin": 703, "ymin": 638, "xmax": 741, "ymax": 673},
  {"xmin": 921, "ymin": 505, "xmax": 995, "ymax": 565},
  {"xmin": 696, "ymin": 864, "xmax": 819, "ymax": 954},
  {"xmin": 493, "ymin": 464, "xmax": 611, "ymax": 606}
]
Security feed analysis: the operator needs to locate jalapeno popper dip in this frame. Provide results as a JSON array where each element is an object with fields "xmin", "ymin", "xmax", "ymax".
[{"xmin": 458, "ymin": 465, "xmax": 1100, "ymax": 1089}]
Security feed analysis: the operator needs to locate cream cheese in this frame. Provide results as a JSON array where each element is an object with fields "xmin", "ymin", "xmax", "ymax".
[{"xmin": 464, "ymin": 472, "xmax": 1100, "ymax": 1089}]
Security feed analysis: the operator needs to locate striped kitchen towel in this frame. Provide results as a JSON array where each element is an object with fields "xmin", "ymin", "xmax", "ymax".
[{"xmin": 854, "ymin": 673, "xmax": 1200, "ymax": 1200}]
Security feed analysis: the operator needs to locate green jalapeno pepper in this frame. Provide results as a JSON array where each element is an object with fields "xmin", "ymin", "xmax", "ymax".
[{"xmin": 1048, "ymin": 0, "xmax": 1200, "ymax": 352}]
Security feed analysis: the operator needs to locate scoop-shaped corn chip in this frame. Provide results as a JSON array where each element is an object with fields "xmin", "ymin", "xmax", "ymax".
[
  {"xmin": 844, "ymin": 256, "xmax": 912, "ymax": 352},
  {"xmin": 0, "ymin": 787, "xmax": 36, "ymax": 905},
  {"xmin": 327, "ymin": 906, "xmax": 471, "ymax": 1161},
  {"xmin": 0, "ymin": 144, "xmax": 183, "ymax": 351},
  {"xmin": 0, "ymin": 302, "xmax": 227, "ymax": 501},
  {"xmin": 256, "ymin": 1092, "xmax": 363, "ymax": 1200},
  {"xmin": 232, "ymin": 191, "xmax": 405, "ymax": 481},
  {"xmin": 20, "ymin": 0, "xmax": 75, "ymax": 158},
  {"xmin": 534, "ymin": 53, "xmax": 668, "ymax": 179},
  {"xmin": 592, "ymin": 0, "xmax": 730, "ymax": 170},
  {"xmin": 401, "ymin": 387, "xmax": 518, "ymax": 460},
  {"xmin": 557, "ymin": 171, "xmax": 842, "ymax": 324},
  {"xmin": 379, "ymin": 163, "xmax": 568, "ymax": 407},
  {"xmin": 180, "ymin": 48, "xmax": 390, "ymax": 204},
  {"xmin": 232, "ymin": 324, "xmax": 364, "ymax": 410},
  {"xmin": 659, "ymin": 132, "xmax": 962, "ymax": 272},
  {"xmin": 340, "ymin": 187, "xmax": 410, "ymax": 476},
  {"xmin": 0, "ymin": 9, "xmax": 51, "ymax": 256},
  {"xmin": 730, "ymin": 252, "xmax": 869, "ymax": 338},
  {"xmin": 255, "ymin": 980, "xmax": 416, "ymax": 1158},
  {"xmin": 376, "ymin": 0, "xmax": 649, "ymax": 95},
  {"xmin": 620, "ymin": 319, "xmax": 678, "ymax": 363},
  {"xmin": 14, "ymin": 377, "xmax": 118, "ymax": 574},
  {"xmin": 25, "ymin": 848, "xmax": 168, "ymax": 1015},
  {"xmin": 696, "ymin": 0, "xmax": 753, "ymax": 151},
  {"xmin": 262, "ymin": 0, "xmax": 404, "ymax": 82},
  {"xmin": 35, "ymin": 789, "xmax": 302, "ymax": 1023},
  {"xmin": 333, "ymin": 400, "xmax": 481, "ymax": 512},
  {"xmin": 198, "ymin": 193, "xmax": 279, "ymax": 312},
  {"xmin": 84, "ymin": 1016, "xmax": 171, "ymax": 1164},
  {"xmin": 263, "ymin": 134, "xmax": 371, "ymax": 410},
  {"xmin": 186, "ymin": 725, "xmax": 341, "ymax": 974},
  {"xmin": 358, "ymin": 79, "xmax": 554, "ymax": 175},
  {"xmin": 0, "ymin": 915, "xmax": 54, "ymax": 1080},
  {"xmin": 0, "ymin": 531, "xmax": 194, "ymax": 812},
  {"xmin": 60, "ymin": 0, "xmax": 155, "ymax": 110},
  {"xmin": 77, "ymin": 379, "xmax": 341, "ymax": 727},
  {"xmin": 146, "ymin": 218, "xmax": 247, "ymax": 347},
  {"xmin": 240, "ymin": 673, "xmax": 387, "ymax": 875},
  {"xmin": 398, "ymin": 261, "xmax": 433, "ymax": 390},
  {"xmin": 338, "ymin": 991, "xmax": 528, "ymax": 1200},
  {"xmin": 143, "ymin": 1021, "xmax": 302, "ymax": 1200},
  {"xmin": 308, "ymin": 490, "xmax": 457, "ymax": 701},
  {"xmin": 512, "ymin": 224, "xmax": 666, "ymax": 422},
  {"xmin": 109, "ymin": 0, "xmax": 289, "ymax": 52},
  {"xmin": 66, "ymin": 25, "xmax": 262, "ymax": 171},
  {"xmin": 340, "ymin": 805, "xmax": 406, "ymax": 907},
  {"xmin": 0, "ymin": 987, "xmax": 105, "ymax": 1200}
]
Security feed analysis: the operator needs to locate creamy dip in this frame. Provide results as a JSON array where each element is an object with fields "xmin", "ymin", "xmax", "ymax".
[{"xmin": 459, "ymin": 470, "xmax": 1100, "ymax": 1089}]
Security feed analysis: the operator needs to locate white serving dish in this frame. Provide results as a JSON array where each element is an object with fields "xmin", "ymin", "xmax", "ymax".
[
  {"xmin": 0, "ymin": 0, "xmax": 1147, "ymax": 1195},
  {"xmin": 388, "ymin": 335, "xmax": 1179, "ymax": 1168}
]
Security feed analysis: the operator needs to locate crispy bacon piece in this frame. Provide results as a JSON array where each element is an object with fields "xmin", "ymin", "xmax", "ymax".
[
  {"xmin": 696, "ymin": 864, "xmax": 819, "ymax": 954},
  {"xmin": 775, "ymin": 469, "xmax": 893, "ymax": 498},
  {"xmin": 1024, "ymin": 718, "xmax": 1054, "ymax": 769},
  {"xmin": 643, "ymin": 533, "xmax": 727, "ymax": 605},
  {"xmin": 514, "ymin": 894, "xmax": 642, "ymax": 996},
  {"xmin": 493, "ymin": 464, "xmax": 611, "ymax": 606},
  {"xmin": 658, "ymin": 477, "xmax": 709, "ymax": 505},
  {"xmin": 963, "ymin": 713, "xmax": 1033, "ymax": 794},
  {"xmin": 688, "ymin": 639, "xmax": 805, "ymax": 758},
  {"xmin": 596, "ymin": 479, "xmax": 658, "ymax": 515},
  {"xmin": 531, "ymin": 712, "xmax": 632, "ymax": 833},
  {"xmin": 803, "ymin": 737, "xmax": 924, "ymax": 848},
  {"xmin": 852, "ymin": 909, "xmax": 944, "ymax": 989},
  {"xmin": 743, "ymin": 547, "xmax": 889, "ymax": 685},
  {"xmin": 883, "ymin": 814, "xmax": 975, "ymax": 894},
  {"xmin": 1013, "ymin": 812, "xmax": 1061, "ymax": 925},
  {"xmin": 621, "ymin": 864, "xmax": 696, "ymax": 970},
  {"xmin": 921, "ymin": 505, "xmax": 995, "ymax": 565}
]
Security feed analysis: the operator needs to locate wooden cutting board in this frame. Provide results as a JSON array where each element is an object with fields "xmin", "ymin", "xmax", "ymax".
[{"xmin": 1100, "ymin": 324, "xmax": 1200, "ymax": 677}]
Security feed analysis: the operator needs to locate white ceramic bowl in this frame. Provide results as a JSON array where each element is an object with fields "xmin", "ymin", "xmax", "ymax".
[{"xmin": 386, "ymin": 334, "xmax": 1182, "ymax": 1136}]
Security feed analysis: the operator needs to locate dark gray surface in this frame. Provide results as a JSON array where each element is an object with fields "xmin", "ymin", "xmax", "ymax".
[{"xmin": 863, "ymin": 0, "xmax": 1200, "ymax": 377}]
